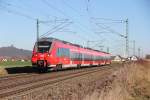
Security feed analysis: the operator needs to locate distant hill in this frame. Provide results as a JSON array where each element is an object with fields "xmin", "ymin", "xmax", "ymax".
[{"xmin": 0, "ymin": 46, "xmax": 32, "ymax": 57}]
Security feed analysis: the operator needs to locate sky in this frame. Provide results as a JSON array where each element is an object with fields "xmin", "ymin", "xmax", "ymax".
[{"xmin": 0, "ymin": 0, "xmax": 150, "ymax": 57}]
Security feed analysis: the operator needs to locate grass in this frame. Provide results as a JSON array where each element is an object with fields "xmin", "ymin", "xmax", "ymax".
[
  {"xmin": 0, "ymin": 61, "xmax": 31, "ymax": 68},
  {"xmin": 0, "ymin": 61, "xmax": 32, "ymax": 76}
]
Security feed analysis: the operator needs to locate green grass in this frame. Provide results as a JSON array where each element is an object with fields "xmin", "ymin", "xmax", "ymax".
[{"xmin": 0, "ymin": 61, "xmax": 32, "ymax": 68}]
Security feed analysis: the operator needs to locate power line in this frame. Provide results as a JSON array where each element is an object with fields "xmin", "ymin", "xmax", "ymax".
[
  {"xmin": 42, "ymin": 0, "xmax": 68, "ymax": 18},
  {"xmin": 42, "ymin": 22, "xmax": 73, "ymax": 37},
  {"xmin": 85, "ymin": 0, "xmax": 90, "ymax": 12},
  {"xmin": 91, "ymin": 17, "xmax": 124, "ymax": 22},
  {"xmin": 0, "ymin": 6, "xmax": 36, "ymax": 20},
  {"xmin": 40, "ymin": 22, "xmax": 73, "ymax": 37},
  {"xmin": 39, "ymin": 19, "xmax": 69, "ymax": 24},
  {"xmin": 1, "ymin": 1, "xmax": 74, "ymax": 38},
  {"xmin": 41, "ymin": 0, "xmax": 98, "ymax": 40},
  {"xmin": 40, "ymin": 22, "xmax": 69, "ymax": 37},
  {"xmin": 18, "ymin": 0, "xmax": 55, "ymax": 18},
  {"xmin": 2, "ymin": 1, "xmax": 25, "ymax": 10},
  {"xmin": 2, "ymin": 1, "xmax": 62, "ymax": 22},
  {"xmin": 91, "ymin": 17, "xmax": 130, "ymax": 57},
  {"xmin": 61, "ymin": 0, "xmax": 82, "ymax": 16},
  {"xmin": 93, "ymin": 22, "xmax": 123, "ymax": 24},
  {"xmin": 95, "ymin": 22, "xmax": 126, "ymax": 38},
  {"xmin": 0, "ymin": 7, "xmax": 73, "ymax": 39}
]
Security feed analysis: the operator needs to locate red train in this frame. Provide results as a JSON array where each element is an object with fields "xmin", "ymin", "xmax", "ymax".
[{"xmin": 31, "ymin": 37, "xmax": 111, "ymax": 71}]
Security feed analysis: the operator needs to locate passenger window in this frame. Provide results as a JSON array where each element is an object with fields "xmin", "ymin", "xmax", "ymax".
[{"xmin": 56, "ymin": 48, "xmax": 70, "ymax": 57}]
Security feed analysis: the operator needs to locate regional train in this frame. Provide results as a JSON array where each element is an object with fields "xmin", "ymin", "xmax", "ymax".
[{"xmin": 31, "ymin": 37, "xmax": 111, "ymax": 72}]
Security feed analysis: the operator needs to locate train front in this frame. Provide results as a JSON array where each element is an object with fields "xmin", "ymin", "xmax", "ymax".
[{"xmin": 31, "ymin": 40, "xmax": 52, "ymax": 69}]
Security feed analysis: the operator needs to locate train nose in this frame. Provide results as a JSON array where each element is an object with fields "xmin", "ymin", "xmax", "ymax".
[
  {"xmin": 39, "ymin": 54, "xmax": 44, "ymax": 60},
  {"xmin": 36, "ymin": 53, "xmax": 50, "ymax": 67}
]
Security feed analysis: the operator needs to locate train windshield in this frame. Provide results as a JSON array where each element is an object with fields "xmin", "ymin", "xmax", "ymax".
[{"xmin": 37, "ymin": 41, "xmax": 51, "ymax": 53}]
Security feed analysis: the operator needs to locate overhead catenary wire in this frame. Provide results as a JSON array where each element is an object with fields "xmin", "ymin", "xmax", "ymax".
[
  {"xmin": 40, "ymin": 22, "xmax": 67, "ymax": 37},
  {"xmin": 91, "ymin": 17, "xmax": 124, "ymax": 22},
  {"xmin": 0, "ymin": 6, "xmax": 36, "ymax": 21},
  {"xmin": 40, "ymin": 22, "xmax": 73, "ymax": 38},
  {"xmin": 18, "ymin": 0, "xmax": 55, "ymax": 18},
  {"xmin": 61, "ymin": 0, "xmax": 93, "ymax": 40},
  {"xmin": 61, "ymin": 0, "xmax": 82, "ymax": 16},
  {"xmin": 0, "ymin": 2, "xmax": 74, "ymax": 42},
  {"xmin": 41, "ymin": 22, "xmax": 73, "ymax": 38},
  {"xmin": 90, "ymin": 17, "xmax": 130, "ymax": 57},
  {"xmin": 84, "ymin": 0, "xmax": 106, "ymax": 40},
  {"xmin": 40, "ymin": 19, "xmax": 72, "ymax": 37},
  {"xmin": 95, "ymin": 22, "xmax": 126, "ymax": 38},
  {"xmin": 42, "ymin": 0, "xmax": 68, "ymax": 18},
  {"xmin": 39, "ymin": 19, "xmax": 69, "ymax": 24},
  {"xmin": 1, "ymin": 1, "xmax": 70, "ymax": 29},
  {"xmin": 1, "ymin": 1, "xmax": 75, "ymax": 38},
  {"xmin": 85, "ymin": 0, "xmax": 90, "ymax": 12},
  {"xmin": 0, "ymin": 1, "xmax": 134, "ymax": 56},
  {"xmin": 41, "ymin": 0, "xmax": 98, "ymax": 41}
]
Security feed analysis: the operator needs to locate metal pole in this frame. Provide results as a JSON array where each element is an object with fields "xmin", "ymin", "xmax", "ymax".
[
  {"xmin": 36, "ymin": 19, "xmax": 39, "ymax": 51},
  {"xmin": 138, "ymin": 48, "xmax": 140, "ymax": 58},
  {"xmin": 133, "ymin": 40, "xmax": 135, "ymax": 56},
  {"xmin": 37, "ymin": 19, "xmax": 39, "ymax": 42},
  {"xmin": 141, "ymin": 48, "xmax": 143, "ymax": 58},
  {"xmin": 87, "ymin": 40, "xmax": 90, "ymax": 48},
  {"xmin": 107, "ymin": 47, "xmax": 109, "ymax": 53},
  {"xmin": 125, "ymin": 19, "xmax": 129, "ymax": 58}
]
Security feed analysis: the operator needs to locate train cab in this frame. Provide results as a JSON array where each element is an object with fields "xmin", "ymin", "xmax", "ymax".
[{"xmin": 31, "ymin": 40, "xmax": 52, "ymax": 68}]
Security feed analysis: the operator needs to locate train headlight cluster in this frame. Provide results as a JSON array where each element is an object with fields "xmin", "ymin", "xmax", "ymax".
[{"xmin": 47, "ymin": 54, "xmax": 50, "ymax": 57}]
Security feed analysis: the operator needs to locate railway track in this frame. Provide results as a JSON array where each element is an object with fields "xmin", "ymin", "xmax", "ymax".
[
  {"xmin": 0, "ymin": 73, "xmax": 39, "ymax": 90},
  {"xmin": 0, "ymin": 65, "xmax": 118, "ymax": 99},
  {"xmin": 0, "ymin": 73, "xmax": 38, "ymax": 81},
  {"xmin": 0, "ymin": 66, "xmax": 96, "ymax": 82},
  {"xmin": 0, "ymin": 66, "xmax": 105, "ymax": 90}
]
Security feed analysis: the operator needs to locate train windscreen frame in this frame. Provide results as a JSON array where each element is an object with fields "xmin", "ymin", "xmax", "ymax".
[{"xmin": 36, "ymin": 41, "xmax": 52, "ymax": 53}]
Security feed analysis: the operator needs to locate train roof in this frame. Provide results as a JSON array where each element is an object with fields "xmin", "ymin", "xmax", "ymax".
[{"xmin": 38, "ymin": 37, "xmax": 110, "ymax": 54}]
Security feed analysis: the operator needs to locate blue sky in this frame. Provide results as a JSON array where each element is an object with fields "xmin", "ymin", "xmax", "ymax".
[{"xmin": 0, "ymin": 0, "xmax": 150, "ymax": 56}]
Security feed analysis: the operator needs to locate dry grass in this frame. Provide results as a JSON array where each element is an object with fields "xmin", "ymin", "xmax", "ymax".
[
  {"xmin": 0, "ymin": 67, "xmax": 8, "ymax": 76},
  {"xmin": 88, "ymin": 61, "xmax": 150, "ymax": 100}
]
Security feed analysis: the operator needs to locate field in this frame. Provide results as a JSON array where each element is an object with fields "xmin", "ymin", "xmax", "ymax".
[
  {"xmin": 0, "ymin": 61, "xmax": 31, "ymax": 67},
  {"xmin": 0, "ymin": 61, "xmax": 32, "ymax": 76}
]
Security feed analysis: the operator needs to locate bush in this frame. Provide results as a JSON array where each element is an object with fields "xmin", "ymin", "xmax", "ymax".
[{"xmin": 146, "ymin": 55, "xmax": 150, "ymax": 59}]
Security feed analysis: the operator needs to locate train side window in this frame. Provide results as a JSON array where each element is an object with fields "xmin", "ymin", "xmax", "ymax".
[
  {"xmin": 99, "ymin": 56, "xmax": 101, "ymax": 60},
  {"xmin": 56, "ymin": 48, "xmax": 70, "ymax": 57},
  {"xmin": 70, "ymin": 52, "xmax": 82, "ymax": 60},
  {"xmin": 64, "ymin": 48, "xmax": 70, "ymax": 57},
  {"xmin": 98, "ymin": 56, "xmax": 101, "ymax": 60},
  {"xmin": 56, "ymin": 48, "xmax": 60, "ymax": 57},
  {"xmin": 66, "ymin": 49, "xmax": 70, "ymax": 57}
]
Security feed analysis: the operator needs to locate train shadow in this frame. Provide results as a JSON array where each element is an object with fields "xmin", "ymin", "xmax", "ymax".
[
  {"xmin": 5, "ymin": 66, "xmax": 39, "ymax": 74},
  {"xmin": 4, "ymin": 65, "xmax": 105, "ymax": 74}
]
